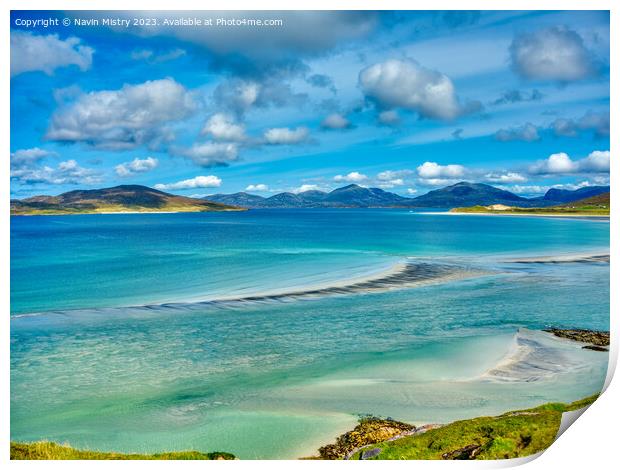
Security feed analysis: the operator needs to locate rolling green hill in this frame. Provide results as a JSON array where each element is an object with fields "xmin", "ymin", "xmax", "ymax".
[
  {"xmin": 10, "ymin": 185, "xmax": 244, "ymax": 215},
  {"xmin": 450, "ymin": 192, "xmax": 609, "ymax": 216},
  {"xmin": 10, "ymin": 441, "xmax": 235, "ymax": 460}
]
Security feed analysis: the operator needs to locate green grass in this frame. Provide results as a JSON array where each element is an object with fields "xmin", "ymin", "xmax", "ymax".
[
  {"xmin": 450, "ymin": 192, "xmax": 610, "ymax": 216},
  {"xmin": 348, "ymin": 395, "xmax": 599, "ymax": 460},
  {"xmin": 10, "ymin": 441, "xmax": 236, "ymax": 460}
]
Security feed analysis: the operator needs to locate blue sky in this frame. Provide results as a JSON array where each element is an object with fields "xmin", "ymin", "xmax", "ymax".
[{"xmin": 10, "ymin": 10, "xmax": 610, "ymax": 198}]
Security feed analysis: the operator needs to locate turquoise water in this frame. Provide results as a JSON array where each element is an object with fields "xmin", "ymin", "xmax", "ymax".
[{"xmin": 10, "ymin": 210, "xmax": 610, "ymax": 458}]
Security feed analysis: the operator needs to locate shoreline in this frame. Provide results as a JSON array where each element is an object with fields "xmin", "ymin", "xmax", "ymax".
[{"xmin": 422, "ymin": 211, "xmax": 609, "ymax": 219}]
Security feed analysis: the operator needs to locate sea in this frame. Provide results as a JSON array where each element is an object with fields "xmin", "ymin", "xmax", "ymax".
[{"xmin": 10, "ymin": 209, "xmax": 610, "ymax": 459}]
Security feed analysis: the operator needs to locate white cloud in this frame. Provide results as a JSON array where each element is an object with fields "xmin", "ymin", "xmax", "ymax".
[
  {"xmin": 529, "ymin": 152, "xmax": 578, "ymax": 174},
  {"xmin": 334, "ymin": 171, "xmax": 368, "ymax": 183},
  {"xmin": 406, "ymin": 188, "xmax": 418, "ymax": 195},
  {"xmin": 377, "ymin": 170, "xmax": 413, "ymax": 181},
  {"xmin": 506, "ymin": 180, "xmax": 605, "ymax": 196},
  {"xmin": 377, "ymin": 178, "xmax": 405, "ymax": 189},
  {"xmin": 494, "ymin": 123, "xmax": 540, "ymax": 142},
  {"xmin": 130, "ymin": 49, "xmax": 153, "ymax": 60},
  {"xmin": 115, "ymin": 157, "xmax": 159, "ymax": 177},
  {"xmin": 11, "ymin": 31, "xmax": 94, "ymax": 76},
  {"xmin": 214, "ymin": 79, "xmax": 306, "ymax": 116},
  {"xmin": 202, "ymin": 113, "xmax": 246, "ymax": 142},
  {"xmin": 154, "ymin": 175, "xmax": 222, "ymax": 191},
  {"xmin": 505, "ymin": 185, "xmax": 550, "ymax": 195},
  {"xmin": 359, "ymin": 58, "xmax": 462, "ymax": 120},
  {"xmin": 10, "ymin": 147, "xmax": 56, "ymax": 167},
  {"xmin": 46, "ymin": 78, "xmax": 196, "ymax": 150},
  {"xmin": 173, "ymin": 142, "xmax": 239, "ymax": 167},
  {"xmin": 417, "ymin": 161, "xmax": 466, "ymax": 179},
  {"xmin": 321, "ymin": 113, "xmax": 351, "ymax": 129},
  {"xmin": 528, "ymin": 150, "xmax": 609, "ymax": 175},
  {"xmin": 131, "ymin": 48, "xmax": 186, "ymax": 63},
  {"xmin": 580, "ymin": 150, "xmax": 610, "ymax": 172},
  {"xmin": 263, "ymin": 127, "xmax": 310, "ymax": 145},
  {"xmin": 11, "ymin": 159, "xmax": 101, "ymax": 185},
  {"xmin": 509, "ymin": 26, "xmax": 598, "ymax": 81},
  {"xmin": 246, "ymin": 184, "xmax": 269, "ymax": 192},
  {"xmin": 292, "ymin": 184, "xmax": 323, "ymax": 194},
  {"xmin": 378, "ymin": 110, "xmax": 400, "ymax": 125},
  {"xmin": 484, "ymin": 172, "xmax": 528, "ymax": 184},
  {"xmin": 552, "ymin": 111, "xmax": 609, "ymax": 138}
]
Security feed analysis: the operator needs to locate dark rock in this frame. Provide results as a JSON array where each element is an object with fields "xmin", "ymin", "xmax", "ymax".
[
  {"xmin": 360, "ymin": 448, "xmax": 382, "ymax": 460},
  {"xmin": 582, "ymin": 345, "xmax": 609, "ymax": 352},
  {"xmin": 544, "ymin": 328, "xmax": 610, "ymax": 347},
  {"xmin": 442, "ymin": 444, "xmax": 482, "ymax": 460}
]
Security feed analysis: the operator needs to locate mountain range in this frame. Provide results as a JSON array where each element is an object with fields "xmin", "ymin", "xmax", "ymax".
[
  {"xmin": 10, "ymin": 182, "xmax": 610, "ymax": 215},
  {"xmin": 206, "ymin": 182, "xmax": 610, "ymax": 209}
]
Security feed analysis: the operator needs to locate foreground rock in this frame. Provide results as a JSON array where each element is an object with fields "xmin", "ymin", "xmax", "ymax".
[
  {"xmin": 544, "ymin": 328, "xmax": 609, "ymax": 350},
  {"xmin": 317, "ymin": 417, "xmax": 415, "ymax": 460}
]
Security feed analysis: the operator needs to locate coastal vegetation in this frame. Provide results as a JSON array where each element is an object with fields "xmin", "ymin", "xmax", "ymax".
[
  {"xmin": 10, "ymin": 441, "xmax": 236, "ymax": 460},
  {"xmin": 450, "ymin": 192, "xmax": 609, "ymax": 216},
  {"xmin": 315, "ymin": 395, "xmax": 599, "ymax": 460}
]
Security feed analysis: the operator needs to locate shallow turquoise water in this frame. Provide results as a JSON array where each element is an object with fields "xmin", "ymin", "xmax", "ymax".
[{"xmin": 10, "ymin": 210, "xmax": 610, "ymax": 458}]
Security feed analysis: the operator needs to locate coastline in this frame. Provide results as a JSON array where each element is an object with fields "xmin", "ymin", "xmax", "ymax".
[{"xmin": 421, "ymin": 211, "xmax": 609, "ymax": 219}]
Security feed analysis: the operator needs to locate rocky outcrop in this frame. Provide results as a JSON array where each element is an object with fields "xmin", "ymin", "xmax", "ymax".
[
  {"xmin": 318, "ymin": 418, "xmax": 415, "ymax": 460},
  {"xmin": 544, "ymin": 328, "xmax": 610, "ymax": 349}
]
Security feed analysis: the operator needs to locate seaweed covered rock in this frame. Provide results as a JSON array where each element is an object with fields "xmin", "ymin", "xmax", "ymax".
[
  {"xmin": 544, "ymin": 328, "xmax": 610, "ymax": 347},
  {"xmin": 318, "ymin": 417, "xmax": 415, "ymax": 460}
]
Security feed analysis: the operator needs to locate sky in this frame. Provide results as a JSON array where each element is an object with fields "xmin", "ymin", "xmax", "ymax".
[{"xmin": 10, "ymin": 10, "xmax": 610, "ymax": 199}]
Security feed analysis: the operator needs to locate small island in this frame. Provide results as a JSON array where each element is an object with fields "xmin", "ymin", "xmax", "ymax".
[{"xmin": 450, "ymin": 192, "xmax": 609, "ymax": 217}]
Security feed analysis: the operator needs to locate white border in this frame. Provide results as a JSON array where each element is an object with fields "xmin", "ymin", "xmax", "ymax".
[{"xmin": 2, "ymin": 1, "xmax": 616, "ymax": 468}]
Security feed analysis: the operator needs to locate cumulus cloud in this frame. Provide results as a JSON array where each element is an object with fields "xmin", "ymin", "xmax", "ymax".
[
  {"xmin": 552, "ymin": 111, "xmax": 609, "ymax": 138},
  {"xmin": 245, "ymin": 184, "xmax": 269, "ymax": 192},
  {"xmin": 263, "ymin": 126, "xmax": 310, "ymax": 145},
  {"xmin": 509, "ymin": 26, "xmax": 599, "ymax": 81},
  {"xmin": 417, "ymin": 162, "xmax": 466, "ymax": 179},
  {"xmin": 334, "ymin": 171, "xmax": 368, "ymax": 183},
  {"xmin": 11, "ymin": 31, "xmax": 94, "ymax": 76},
  {"xmin": 528, "ymin": 150, "xmax": 609, "ymax": 175},
  {"xmin": 11, "ymin": 159, "xmax": 101, "ymax": 185},
  {"xmin": 321, "ymin": 113, "xmax": 352, "ymax": 130},
  {"xmin": 484, "ymin": 172, "xmax": 528, "ymax": 183},
  {"xmin": 201, "ymin": 113, "xmax": 247, "ymax": 142},
  {"xmin": 580, "ymin": 150, "xmax": 610, "ymax": 172},
  {"xmin": 46, "ymin": 78, "xmax": 197, "ymax": 150},
  {"xmin": 154, "ymin": 175, "xmax": 222, "ymax": 191},
  {"xmin": 406, "ymin": 188, "xmax": 418, "ymax": 195},
  {"xmin": 359, "ymin": 58, "xmax": 470, "ymax": 120},
  {"xmin": 172, "ymin": 142, "xmax": 239, "ymax": 167},
  {"xmin": 494, "ymin": 123, "xmax": 540, "ymax": 142},
  {"xmin": 114, "ymin": 157, "xmax": 158, "ymax": 177}
]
